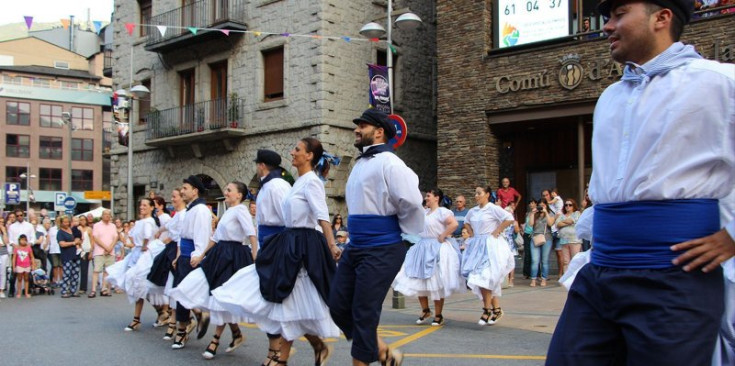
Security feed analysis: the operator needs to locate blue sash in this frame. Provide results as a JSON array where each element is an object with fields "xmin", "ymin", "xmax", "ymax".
[
  {"xmin": 592, "ymin": 199, "xmax": 719, "ymax": 269},
  {"xmin": 348, "ymin": 215, "xmax": 402, "ymax": 248},
  {"xmin": 258, "ymin": 225, "xmax": 286, "ymax": 249},
  {"xmin": 180, "ymin": 238, "xmax": 195, "ymax": 258}
]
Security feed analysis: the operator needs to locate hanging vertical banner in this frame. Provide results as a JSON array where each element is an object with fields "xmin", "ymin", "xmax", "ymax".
[
  {"xmin": 368, "ymin": 64, "xmax": 391, "ymax": 114},
  {"xmin": 24, "ymin": 16, "xmax": 33, "ymax": 30}
]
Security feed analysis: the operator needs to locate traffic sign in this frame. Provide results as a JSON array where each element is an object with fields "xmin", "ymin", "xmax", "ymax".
[
  {"xmin": 387, "ymin": 114, "xmax": 408, "ymax": 149},
  {"xmin": 63, "ymin": 196, "xmax": 77, "ymax": 210},
  {"xmin": 4, "ymin": 182, "xmax": 21, "ymax": 205},
  {"xmin": 55, "ymin": 192, "xmax": 68, "ymax": 211},
  {"xmin": 84, "ymin": 190, "xmax": 112, "ymax": 200}
]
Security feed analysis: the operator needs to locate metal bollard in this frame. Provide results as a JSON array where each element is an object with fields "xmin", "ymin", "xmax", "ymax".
[{"xmin": 392, "ymin": 289, "xmax": 405, "ymax": 309}]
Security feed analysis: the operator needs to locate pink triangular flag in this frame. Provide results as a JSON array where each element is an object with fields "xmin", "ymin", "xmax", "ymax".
[
  {"xmin": 220, "ymin": 29, "xmax": 230, "ymax": 36},
  {"xmin": 157, "ymin": 25, "xmax": 167, "ymax": 37},
  {"xmin": 24, "ymin": 16, "xmax": 33, "ymax": 30},
  {"xmin": 61, "ymin": 19, "xmax": 70, "ymax": 30},
  {"xmin": 125, "ymin": 23, "xmax": 135, "ymax": 35}
]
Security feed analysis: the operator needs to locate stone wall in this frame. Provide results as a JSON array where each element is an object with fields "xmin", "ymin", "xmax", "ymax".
[{"xmin": 436, "ymin": 0, "xmax": 735, "ymax": 200}]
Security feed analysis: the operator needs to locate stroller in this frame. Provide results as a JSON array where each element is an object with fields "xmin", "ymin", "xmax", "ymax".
[{"xmin": 31, "ymin": 260, "xmax": 54, "ymax": 295}]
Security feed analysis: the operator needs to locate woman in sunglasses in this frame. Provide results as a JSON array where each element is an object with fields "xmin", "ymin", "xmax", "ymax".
[{"xmin": 555, "ymin": 199, "xmax": 581, "ymax": 274}]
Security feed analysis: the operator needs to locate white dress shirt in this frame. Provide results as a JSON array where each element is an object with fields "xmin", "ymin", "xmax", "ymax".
[
  {"xmin": 48, "ymin": 226, "xmax": 60, "ymax": 254},
  {"xmin": 584, "ymin": 55, "xmax": 735, "ymax": 239},
  {"xmin": 8, "ymin": 221, "xmax": 36, "ymax": 255},
  {"xmin": 346, "ymin": 144, "xmax": 424, "ymax": 235},
  {"xmin": 130, "ymin": 217, "xmax": 156, "ymax": 247},
  {"xmin": 282, "ymin": 171, "xmax": 330, "ymax": 229},
  {"xmin": 256, "ymin": 176, "xmax": 291, "ymax": 227},
  {"xmin": 168, "ymin": 211, "xmax": 186, "ymax": 244},
  {"xmin": 212, "ymin": 204, "xmax": 256, "ymax": 243},
  {"xmin": 157, "ymin": 213, "xmax": 172, "ymax": 242},
  {"xmin": 180, "ymin": 202, "xmax": 213, "ymax": 258}
]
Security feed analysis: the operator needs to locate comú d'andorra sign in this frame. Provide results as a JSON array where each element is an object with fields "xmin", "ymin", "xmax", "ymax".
[{"xmin": 494, "ymin": 41, "xmax": 734, "ymax": 94}]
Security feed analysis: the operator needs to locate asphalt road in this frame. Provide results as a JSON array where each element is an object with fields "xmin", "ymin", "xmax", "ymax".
[{"xmin": 1, "ymin": 276, "xmax": 566, "ymax": 365}]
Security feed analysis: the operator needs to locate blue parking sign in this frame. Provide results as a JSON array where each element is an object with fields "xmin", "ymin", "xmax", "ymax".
[{"xmin": 4, "ymin": 182, "xmax": 21, "ymax": 205}]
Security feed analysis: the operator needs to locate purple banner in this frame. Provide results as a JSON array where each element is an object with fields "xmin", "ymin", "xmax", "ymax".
[{"xmin": 368, "ymin": 64, "xmax": 391, "ymax": 114}]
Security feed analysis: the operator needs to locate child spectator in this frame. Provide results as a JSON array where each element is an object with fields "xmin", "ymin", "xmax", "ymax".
[{"xmin": 12, "ymin": 234, "xmax": 35, "ymax": 298}]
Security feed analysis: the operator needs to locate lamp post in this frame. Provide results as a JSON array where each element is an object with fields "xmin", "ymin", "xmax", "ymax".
[
  {"xmin": 116, "ymin": 85, "xmax": 150, "ymax": 220},
  {"xmin": 359, "ymin": 0, "xmax": 422, "ymax": 114},
  {"xmin": 19, "ymin": 170, "xmax": 36, "ymax": 214},
  {"xmin": 61, "ymin": 112, "xmax": 73, "ymax": 197}
]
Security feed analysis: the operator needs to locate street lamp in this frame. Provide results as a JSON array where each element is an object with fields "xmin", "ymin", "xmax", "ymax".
[
  {"xmin": 60, "ymin": 111, "xmax": 73, "ymax": 198},
  {"xmin": 116, "ymin": 84, "xmax": 150, "ymax": 220},
  {"xmin": 19, "ymin": 171, "xmax": 36, "ymax": 213},
  {"xmin": 359, "ymin": 1, "xmax": 422, "ymax": 114}
]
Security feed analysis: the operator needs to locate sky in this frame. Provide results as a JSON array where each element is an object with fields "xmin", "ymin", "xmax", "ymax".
[{"xmin": 0, "ymin": 0, "xmax": 114, "ymax": 26}]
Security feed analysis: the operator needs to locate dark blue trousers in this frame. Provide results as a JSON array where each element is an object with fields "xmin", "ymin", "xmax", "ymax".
[
  {"xmin": 547, "ymin": 264, "xmax": 724, "ymax": 366},
  {"xmin": 174, "ymin": 256, "xmax": 194, "ymax": 323},
  {"xmin": 328, "ymin": 242, "xmax": 407, "ymax": 363}
]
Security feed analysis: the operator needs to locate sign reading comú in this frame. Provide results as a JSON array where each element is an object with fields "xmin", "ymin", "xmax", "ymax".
[{"xmin": 84, "ymin": 190, "xmax": 112, "ymax": 200}]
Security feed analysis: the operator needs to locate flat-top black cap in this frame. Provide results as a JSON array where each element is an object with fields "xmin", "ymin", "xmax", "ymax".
[
  {"xmin": 183, "ymin": 175, "xmax": 207, "ymax": 194},
  {"xmin": 353, "ymin": 109, "xmax": 397, "ymax": 140},
  {"xmin": 598, "ymin": 0, "xmax": 694, "ymax": 24},
  {"xmin": 254, "ymin": 149, "xmax": 282, "ymax": 167}
]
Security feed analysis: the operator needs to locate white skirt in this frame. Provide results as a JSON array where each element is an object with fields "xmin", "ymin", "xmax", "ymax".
[
  {"xmin": 560, "ymin": 250, "xmax": 592, "ymax": 291},
  {"xmin": 392, "ymin": 243, "xmax": 465, "ymax": 300},
  {"xmin": 466, "ymin": 236, "xmax": 515, "ymax": 298},
  {"xmin": 147, "ymin": 274, "xmax": 173, "ymax": 306},
  {"xmin": 105, "ymin": 247, "xmax": 141, "ymax": 289},
  {"xmin": 169, "ymin": 268, "xmax": 252, "ymax": 326},
  {"xmin": 211, "ymin": 265, "xmax": 340, "ymax": 341},
  {"xmin": 122, "ymin": 240, "xmax": 166, "ymax": 304}
]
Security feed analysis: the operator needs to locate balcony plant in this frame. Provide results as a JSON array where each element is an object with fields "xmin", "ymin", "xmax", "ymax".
[{"xmin": 228, "ymin": 92, "xmax": 240, "ymax": 128}]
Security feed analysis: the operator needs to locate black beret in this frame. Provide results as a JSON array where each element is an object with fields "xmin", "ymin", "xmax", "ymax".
[
  {"xmin": 598, "ymin": 0, "xmax": 694, "ymax": 24},
  {"xmin": 183, "ymin": 175, "xmax": 207, "ymax": 194},
  {"xmin": 353, "ymin": 109, "xmax": 397, "ymax": 140},
  {"xmin": 254, "ymin": 149, "xmax": 282, "ymax": 167}
]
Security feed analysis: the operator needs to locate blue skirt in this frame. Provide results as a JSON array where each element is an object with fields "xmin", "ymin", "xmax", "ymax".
[
  {"xmin": 147, "ymin": 242, "xmax": 177, "ymax": 287},
  {"xmin": 200, "ymin": 240, "xmax": 254, "ymax": 292}
]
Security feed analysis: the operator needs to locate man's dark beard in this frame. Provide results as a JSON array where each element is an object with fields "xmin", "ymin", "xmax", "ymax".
[{"xmin": 354, "ymin": 133, "xmax": 374, "ymax": 149}]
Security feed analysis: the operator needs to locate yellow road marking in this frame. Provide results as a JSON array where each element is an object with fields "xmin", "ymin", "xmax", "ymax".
[
  {"xmin": 406, "ymin": 353, "xmax": 546, "ymax": 360},
  {"xmin": 388, "ymin": 326, "xmax": 442, "ymax": 349}
]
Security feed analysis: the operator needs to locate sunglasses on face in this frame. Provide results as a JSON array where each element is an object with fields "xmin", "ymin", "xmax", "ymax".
[{"xmin": 565, "ymin": 203, "xmax": 573, "ymax": 206}]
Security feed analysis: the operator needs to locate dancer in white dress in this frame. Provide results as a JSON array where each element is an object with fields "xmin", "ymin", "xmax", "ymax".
[
  {"xmin": 461, "ymin": 186, "xmax": 515, "ymax": 326},
  {"xmin": 392, "ymin": 188, "xmax": 462, "ymax": 326},
  {"xmin": 213, "ymin": 137, "xmax": 341, "ymax": 366},
  {"xmin": 169, "ymin": 181, "xmax": 258, "ymax": 360}
]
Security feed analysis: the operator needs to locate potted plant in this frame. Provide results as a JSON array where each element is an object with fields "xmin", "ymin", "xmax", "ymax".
[{"xmin": 228, "ymin": 92, "xmax": 240, "ymax": 128}]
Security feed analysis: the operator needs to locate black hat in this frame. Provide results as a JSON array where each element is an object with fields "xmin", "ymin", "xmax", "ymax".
[
  {"xmin": 183, "ymin": 175, "xmax": 207, "ymax": 194},
  {"xmin": 353, "ymin": 109, "xmax": 396, "ymax": 140},
  {"xmin": 254, "ymin": 149, "xmax": 282, "ymax": 167},
  {"xmin": 598, "ymin": 0, "xmax": 694, "ymax": 24}
]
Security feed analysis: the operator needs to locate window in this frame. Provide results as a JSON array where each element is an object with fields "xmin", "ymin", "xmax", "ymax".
[
  {"xmin": 6, "ymin": 134, "xmax": 30, "ymax": 158},
  {"xmin": 139, "ymin": 79, "xmax": 151, "ymax": 124},
  {"xmin": 39, "ymin": 136, "xmax": 63, "ymax": 160},
  {"xmin": 72, "ymin": 138, "xmax": 94, "ymax": 161},
  {"xmin": 40, "ymin": 104, "xmax": 63, "ymax": 128},
  {"xmin": 263, "ymin": 47, "xmax": 284, "ymax": 101},
  {"xmin": 33, "ymin": 78, "xmax": 51, "ymax": 87},
  {"xmin": 5, "ymin": 166, "xmax": 28, "ymax": 189},
  {"xmin": 139, "ymin": 0, "xmax": 152, "ymax": 37},
  {"xmin": 72, "ymin": 170, "xmax": 93, "ymax": 191},
  {"xmin": 39, "ymin": 168, "xmax": 62, "ymax": 191},
  {"xmin": 6, "ymin": 101, "xmax": 30, "ymax": 125},
  {"xmin": 103, "ymin": 111, "xmax": 113, "ymax": 153},
  {"xmin": 61, "ymin": 81, "xmax": 79, "ymax": 89},
  {"xmin": 3, "ymin": 75, "xmax": 21, "ymax": 84},
  {"xmin": 72, "ymin": 107, "xmax": 94, "ymax": 130},
  {"xmin": 54, "ymin": 61, "xmax": 70, "ymax": 69}
]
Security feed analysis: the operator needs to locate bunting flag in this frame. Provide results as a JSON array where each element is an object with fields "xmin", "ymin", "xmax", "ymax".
[
  {"xmin": 342, "ymin": 36, "xmax": 351, "ymax": 42},
  {"xmin": 93, "ymin": 20, "xmax": 102, "ymax": 34},
  {"xmin": 157, "ymin": 25, "xmax": 167, "ymax": 37},
  {"xmin": 280, "ymin": 32, "xmax": 290, "ymax": 37},
  {"xmin": 188, "ymin": 27, "xmax": 198, "ymax": 35},
  {"xmin": 61, "ymin": 18, "xmax": 70, "ymax": 29},
  {"xmin": 253, "ymin": 31, "xmax": 261, "ymax": 36},
  {"xmin": 389, "ymin": 44, "xmax": 397, "ymax": 54},
  {"xmin": 220, "ymin": 29, "xmax": 229, "ymax": 36},
  {"xmin": 125, "ymin": 22, "xmax": 135, "ymax": 35},
  {"xmin": 24, "ymin": 16, "xmax": 33, "ymax": 30}
]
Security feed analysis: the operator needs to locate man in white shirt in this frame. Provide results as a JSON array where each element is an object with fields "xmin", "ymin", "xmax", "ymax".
[
  {"xmin": 253, "ymin": 149, "xmax": 291, "ymax": 249},
  {"xmin": 172, "ymin": 175, "xmax": 213, "ymax": 349},
  {"xmin": 329, "ymin": 109, "xmax": 424, "ymax": 366},
  {"xmin": 8, "ymin": 209, "xmax": 36, "ymax": 296},
  {"xmin": 546, "ymin": 0, "xmax": 735, "ymax": 365}
]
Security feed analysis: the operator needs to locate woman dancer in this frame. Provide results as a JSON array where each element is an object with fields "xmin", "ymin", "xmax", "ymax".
[
  {"xmin": 393, "ymin": 188, "xmax": 462, "ymax": 326},
  {"xmin": 170, "ymin": 181, "xmax": 258, "ymax": 359},
  {"xmin": 149, "ymin": 189, "xmax": 186, "ymax": 340},
  {"xmin": 461, "ymin": 186, "xmax": 515, "ymax": 326},
  {"xmin": 148, "ymin": 196, "xmax": 173, "ymax": 327},
  {"xmin": 213, "ymin": 138, "xmax": 341, "ymax": 366}
]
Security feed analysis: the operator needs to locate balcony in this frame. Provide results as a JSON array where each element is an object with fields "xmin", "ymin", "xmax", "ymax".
[
  {"xmin": 145, "ymin": 98, "xmax": 246, "ymax": 156},
  {"xmin": 145, "ymin": 0, "xmax": 247, "ymax": 53}
]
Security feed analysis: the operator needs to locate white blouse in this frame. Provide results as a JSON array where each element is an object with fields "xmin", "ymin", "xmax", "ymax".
[
  {"xmin": 465, "ymin": 204, "xmax": 513, "ymax": 235},
  {"xmin": 157, "ymin": 213, "xmax": 172, "ymax": 241},
  {"xmin": 180, "ymin": 203, "xmax": 214, "ymax": 257},
  {"xmin": 130, "ymin": 217, "xmax": 157, "ymax": 247},
  {"xmin": 256, "ymin": 177, "xmax": 291, "ymax": 227},
  {"xmin": 212, "ymin": 204, "xmax": 256, "ymax": 243},
  {"xmin": 419, "ymin": 207, "xmax": 454, "ymax": 239},
  {"xmin": 48, "ymin": 226, "xmax": 60, "ymax": 254},
  {"xmin": 282, "ymin": 171, "xmax": 329, "ymax": 229},
  {"xmin": 167, "ymin": 211, "xmax": 185, "ymax": 243}
]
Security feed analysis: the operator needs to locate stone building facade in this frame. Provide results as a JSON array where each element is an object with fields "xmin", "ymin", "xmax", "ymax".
[
  {"xmin": 436, "ymin": 1, "xmax": 734, "ymax": 216},
  {"xmin": 110, "ymin": 0, "xmax": 437, "ymax": 219}
]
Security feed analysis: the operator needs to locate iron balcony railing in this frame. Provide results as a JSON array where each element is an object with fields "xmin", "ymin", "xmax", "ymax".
[
  {"xmin": 146, "ymin": 98, "xmax": 245, "ymax": 140},
  {"xmin": 146, "ymin": 0, "xmax": 246, "ymax": 46}
]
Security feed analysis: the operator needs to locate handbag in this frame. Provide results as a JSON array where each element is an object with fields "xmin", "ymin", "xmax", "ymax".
[
  {"xmin": 514, "ymin": 233, "xmax": 524, "ymax": 246},
  {"xmin": 532, "ymin": 220, "xmax": 547, "ymax": 247}
]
